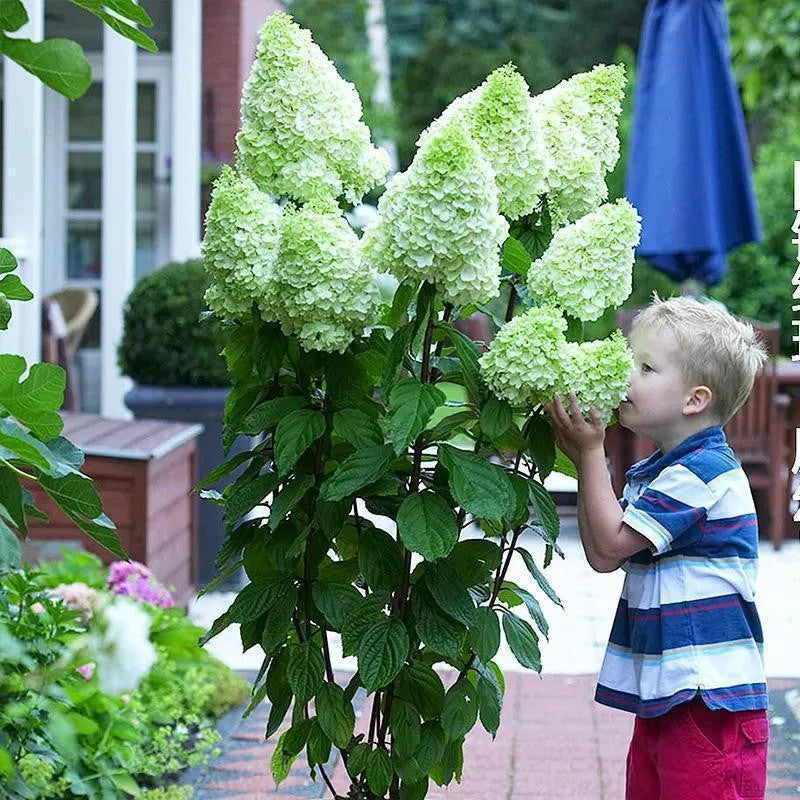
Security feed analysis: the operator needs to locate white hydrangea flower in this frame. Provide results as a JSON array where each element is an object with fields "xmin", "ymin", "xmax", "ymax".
[
  {"xmin": 266, "ymin": 198, "xmax": 381, "ymax": 353},
  {"xmin": 527, "ymin": 199, "xmax": 641, "ymax": 321},
  {"xmin": 558, "ymin": 330, "xmax": 633, "ymax": 422},
  {"xmin": 362, "ymin": 123, "xmax": 508, "ymax": 307},
  {"xmin": 202, "ymin": 165, "xmax": 282, "ymax": 319},
  {"xmin": 531, "ymin": 63, "xmax": 626, "ymax": 226},
  {"xmin": 479, "ymin": 306, "xmax": 568, "ymax": 407},
  {"xmin": 236, "ymin": 12, "xmax": 389, "ymax": 204},
  {"xmin": 419, "ymin": 65, "xmax": 549, "ymax": 221},
  {"xmin": 88, "ymin": 597, "xmax": 156, "ymax": 696}
]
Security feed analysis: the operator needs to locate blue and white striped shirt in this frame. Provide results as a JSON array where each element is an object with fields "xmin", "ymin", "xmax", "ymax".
[{"xmin": 595, "ymin": 426, "xmax": 767, "ymax": 718}]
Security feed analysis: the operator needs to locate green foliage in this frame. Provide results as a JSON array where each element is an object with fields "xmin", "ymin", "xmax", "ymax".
[{"xmin": 118, "ymin": 260, "xmax": 229, "ymax": 387}]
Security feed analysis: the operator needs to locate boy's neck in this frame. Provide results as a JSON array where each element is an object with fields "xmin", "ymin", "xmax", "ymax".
[{"xmin": 653, "ymin": 416, "xmax": 719, "ymax": 456}]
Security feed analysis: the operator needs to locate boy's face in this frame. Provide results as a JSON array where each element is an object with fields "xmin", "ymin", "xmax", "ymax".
[{"xmin": 618, "ymin": 325, "xmax": 697, "ymax": 448}]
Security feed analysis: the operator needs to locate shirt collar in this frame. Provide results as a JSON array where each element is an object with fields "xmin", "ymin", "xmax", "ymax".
[{"xmin": 625, "ymin": 425, "xmax": 728, "ymax": 483}]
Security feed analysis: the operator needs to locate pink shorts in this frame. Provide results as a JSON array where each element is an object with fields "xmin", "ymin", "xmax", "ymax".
[{"xmin": 626, "ymin": 696, "xmax": 769, "ymax": 800}]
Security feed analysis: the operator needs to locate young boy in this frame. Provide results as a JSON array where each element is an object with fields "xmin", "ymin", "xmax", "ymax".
[{"xmin": 545, "ymin": 295, "xmax": 771, "ymax": 800}]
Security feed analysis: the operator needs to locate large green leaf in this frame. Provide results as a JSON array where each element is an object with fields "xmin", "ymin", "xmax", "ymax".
[
  {"xmin": 0, "ymin": 295, "xmax": 11, "ymax": 330},
  {"xmin": 424, "ymin": 559, "xmax": 476, "ymax": 627},
  {"xmin": 447, "ymin": 539, "xmax": 502, "ymax": 587},
  {"xmin": 480, "ymin": 396, "xmax": 513, "ymax": 439},
  {"xmin": 438, "ymin": 443, "xmax": 516, "ymax": 521},
  {"xmin": 62, "ymin": 510, "xmax": 124, "ymax": 559},
  {"xmin": 553, "ymin": 448, "xmax": 577, "ymax": 479},
  {"xmin": 286, "ymin": 642, "xmax": 324, "ymax": 703},
  {"xmin": 396, "ymin": 662, "xmax": 445, "ymax": 721},
  {"xmin": 358, "ymin": 527, "xmax": 402, "ymax": 592},
  {"xmin": 274, "ymin": 409, "xmax": 325, "ymax": 476},
  {"xmin": 528, "ymin": 480, "xmax": 560, "ymax": 543},
  {"xmin": 501, "ymin": 235, "xmax": 532, "ymax": 276},
  {"xmin": 446, "ymin": 327, "xmax": 483, "ymax": 404},
  {"xmin": 0, "ymin": 0, "xmax": 28, "ymax": 32},
  {"xmin": 0, "ymin": 249, "xmax": 17, "ymax": 274},
  {"xmin": 476, "ymin": 671, "xmax": 502, "ymax": 737},
  {"xmin": 502, "ymin": 583, "xmax": 550, "ymax": 639},
  {"xmin": 397, "ymin": 491, "xmax": 458, "ymax": 561},
  {"xmin": 253, "ymin": 321, "xmax": 287, "ymax": 379},
  {"xmin": 422, "ymin": 409, "xmax": 476, "ymax": 444},
  {"xmin": 386, "ymin": 379, "xmax": 446, "ymax": 455},
  {"xmin": 223, "ymin": 472, "xmax": 279, "ymax": 527},
  {"xmin": 319, "ymin": 444, "xmax": 395, "ymax": 502},
  {"xmin": 341, "ymin": 595, "xmax": 386, "ymax": 657},
  {"xmin": 389, "ymin": 700, "xmax": 421, "ymax": 760},
  {"xmin": 333, "ymin": 408, "xmax": 384, "ymax": 449},
  {"xmin": 366, "ymin": 748, "xmax": 393, "ymax": 796},
  {"xmin": 39, "ymin": 472, "xmax": 101, "ymax": 519},
  {"xmin": 306, "ymin": 718, "xmax": 331, "ymax": 766},
  {"xmin": 269, "ymin": 473, "xmax": 314, "ymax": 530},
  {"xmin": 410, "ymin": 586, "xmax": 465, "ymax": 661},
  {"xmin": 0, "ymin": 518, "xmax": 21, "ymax": 566},
  {"xmin": 0, "ymin": 274, "xmax": 32, "ymax": 301},
  {"xmin": 227, "ymin": 578, "xmax": 290, "ymax": 624},
  {"xmin": 241, "ymin": 396, "xmax": 309, "ymax": 434},
  {"xmin": 0, "ymin": 35, "xmax": 91, "ymax": 99},
  {"xmin": 382, "ymin": 324, "xmax": 413, "ymax": 395},
  {"xmin": 358, "ymin": 616, "xmax": 409, "ymax": 692},
  {"xmin": 525, "ymin": 414, "xmax": 556, "ymax": 479},
  {"xmin": 71, "ymin": 0, "xmax": 156, "ymax": 52},
  {"xmin": 394, "ymin": 722, "xmax": 445, "ymax": 784},
  {"xmin": 469, "ymin": 606, "xmax": 500, "ymax": 663},
  {"xmin": 501, "ymin": 611, "xmax": 541, "ymax": 671},
  {"xmin": 441, "ymin": 678, "xmax": 478, "ymax": 742},
  {"xmin": 518, "ymin": 547, "xmax": 562, "ymax": 607},
  {"xmin": 0, "ymin": 419, "xmax": 58, "ymax": 475},
  {"xmin": 261, "ymin": 583, "xmax": 297, "ymax": 654},
  {"xmin": 0, "ymin": 465, "xmax": 26, "ymax": 536},
  {"xmin": 311, "ymin": 581, "xmax": 362, "ymax": 632},
  {"xmin": 316, "ymin": 681, "xmax": 355, "ymax": 748},
  {"xmin": 0, "ymin": 357, "xmax": 65, "ymax": 441}
]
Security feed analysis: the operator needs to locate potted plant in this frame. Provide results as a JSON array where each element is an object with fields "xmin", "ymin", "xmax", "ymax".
[{"xmin": 119, "ymin": 259, "xmax": 241, "ymax": 586}]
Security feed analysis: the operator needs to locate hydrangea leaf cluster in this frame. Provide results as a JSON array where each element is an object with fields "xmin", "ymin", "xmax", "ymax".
[
  {"xmin": 527, "ymin": 199, "xmax": 641, "ymax": 321},
  {"xmin": 202, "ymin": 165, "xmax": 281, "ymax": 320},
  {"xmin": 479, "ymin": 306, "xmax": 568, "ymax": 407},
  {"xmin": 418, "ymin": 65, "xmax": 549, "ymax": 221},
  {"xmin": 531, "ymin": 64, "xmax": 626, "ymax": 227},
  {"xmin": 361, "ymin": 123, "xmax": 508, "ymax": 307},
  {"xmin": 235, "ymin": 12, "xmax": 389, "ymax": 205},
  {"xmin": 267, "ymin": 198, "xmax": 381, "ymax": 353},
  {"xmin": 558, "ymin": 330, "xmax": 633, "ymax": 422}
]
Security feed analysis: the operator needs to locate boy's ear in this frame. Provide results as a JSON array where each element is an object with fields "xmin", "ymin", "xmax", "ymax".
[{"xmin": 684, "ymin": 385, "xmax": 713, "ymax": 416}]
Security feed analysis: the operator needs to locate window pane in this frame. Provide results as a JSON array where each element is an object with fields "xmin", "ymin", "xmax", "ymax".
[
  {"xmin": 67, "ymin": 220, "xmax": 102, "ymax": 279},
  {"xmin": 136, "ymin": 220, "xmax": 156, "ymax": 280},
  {"xmin": 68, "ymin": 82, "xmax": 102, "ymax": 141},
  {"xmin": 137, "ymin": 83, "xmax": 156, "ymax": 142},
  {"xmin": 136, "ymin": 153, "xmax": 156, "ymax": 213},
  {"xmin": 68, "ymin": 152, "xmax": 102, "ymax": 210}
]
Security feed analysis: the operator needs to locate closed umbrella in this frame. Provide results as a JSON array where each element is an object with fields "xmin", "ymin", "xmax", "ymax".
[{"xmin": 625, "ymin": 0, "xmax": 761, "ymax": 288}]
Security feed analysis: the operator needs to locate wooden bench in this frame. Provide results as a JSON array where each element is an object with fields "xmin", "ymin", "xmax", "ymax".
[{"xmin": 26, "ymin": 412, "xmax": 203, "ymax": 607}]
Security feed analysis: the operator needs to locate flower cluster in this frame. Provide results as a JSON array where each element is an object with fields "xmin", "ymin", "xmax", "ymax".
[
  {"xmin": 479, "ymin": 306, "xmax": 568, "ymax": 407},
  {"xmin": 267, "ymin": 198, "xmax": 382, "ymax": 353},
  {"xmin": 480, "ymin": 309, "xmax": 633, "ymax": 419},
  {"xmin": 235, "ymin": 12, "xmax": 389, "ymax": 205},
  {"xmin": 88, "ymin": 596, "xmax": 157, "ymax": 695},
  {"xmin": 51, "ymin": 582, "xmax": 99, "ymax": 623},
  {"xmin": 558, "ymin": 331, "xmax": 634, "ymax": 422},
  {"xmin": 527, "ymin": 199, "xmax": 641, "ymax": 321},
  {"xmin": 362, "ymin": 123, "xmax": 508, "ymax": 307},
  {"xmin": 202, "ymin": 166, "xmax": 281, "ymax": 320},
  {"xmin": 532, "ymin": 64, "xmax": 626, "ymax": 227},
  {"xmin": 108, "ymin": 560, "xmax": 175, "ymax": 609},
  {"xmin": 418, "ymin": 65, "xmax": 549, "ymax": 221}
]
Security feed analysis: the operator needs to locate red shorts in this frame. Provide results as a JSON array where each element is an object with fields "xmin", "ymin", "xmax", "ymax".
[{"xmin": 626, "ymin": 696, "xmax": 770, "ymax": 800}]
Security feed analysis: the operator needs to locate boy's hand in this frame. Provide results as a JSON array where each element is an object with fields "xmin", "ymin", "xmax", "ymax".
[{"xmin": 544, "ymin": 392, "xmax": 606, "ymax": 466}]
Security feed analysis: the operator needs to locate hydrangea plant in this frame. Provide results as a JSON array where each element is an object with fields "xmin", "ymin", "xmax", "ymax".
[{"xmin": 199, "ymin": 13, "xmax": 639, "ymax": 799}]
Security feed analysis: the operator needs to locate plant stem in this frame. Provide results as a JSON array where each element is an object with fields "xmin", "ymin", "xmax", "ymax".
[
  {"xmin": 505, "ymin": 284, "xmax": 517, "ymax": 322},
  {"xmin": 318, "ymin": 764, "xmax": 337, "ymax": 798},
  {"xmin": 0, "ymin": 458, "xmax": 35, "ymax": 481},
  {"xmin": 432, "ymin": 302, "xmax": 454, "ymax": 360},
  {"xmin": 321, "ymin": 628, "xmax": 335, "ymax": 683}
]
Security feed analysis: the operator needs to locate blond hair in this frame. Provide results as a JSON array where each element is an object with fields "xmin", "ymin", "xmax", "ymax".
[{"xmin": 629, "ymin": 294, "xmax": 769, "ymax": 425}]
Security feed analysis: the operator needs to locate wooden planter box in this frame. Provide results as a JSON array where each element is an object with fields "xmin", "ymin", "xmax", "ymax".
[{"xmin": 26, "ymin": 413, "xmax": 203, "ymax": 607}]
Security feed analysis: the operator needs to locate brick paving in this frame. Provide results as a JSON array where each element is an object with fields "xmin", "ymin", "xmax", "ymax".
[{"xmin": 182, "ymin": 672, "xmax": 800, "ymax": 799}]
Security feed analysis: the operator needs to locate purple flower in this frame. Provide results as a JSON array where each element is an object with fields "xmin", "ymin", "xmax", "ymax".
[{"xmin": 107, "ymin": 561, "xmax": 174, "ymax": 608}]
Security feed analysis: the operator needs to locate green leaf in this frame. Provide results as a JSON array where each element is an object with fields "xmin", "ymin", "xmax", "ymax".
[
  {"xmin": 253, "ymin": 321, "xmax": 287, "ymax": 378},
  {"xmin": 501, "ymin": 235, "xmax": 532, "ymax": 276},
  {"xmin": 312, "ymin": 582, "xmax": 362, "ymax": 632},
  {"xmin": 240, "ymin": 396, "xmax": 308, "ymax": 435},
  {"xmin": 306, "ymin": 718, "xmax": 331, "ymax": 766},
  {"xmin": 525, "ymin": 413, "xmax": 556, "ymax": 478},
  {"xmin": 396, "ymin": 662, "xmax": 445, "ymax": 721},
  {"xmin": 64, "ymin": 511, "xmax": 124, "ymax": 559},
  {"xmin": 43, "ymin": 436, "xmax": 84, "ymax": 474},
  {"xmin": 528, "ymin": 480, "xmax": 560, "ymax": 542},
  {"xmin": 502, "ymin": 611, "xmax": 541, "ymax": 671},
  {"xmin": 386, "ymin": 278, "xmax": 417, "ymax": 327},
  {"xmin": 410, "ymin": 586, "xmax": 466, "ymax": 661},
  {"xmin": 228, "ymin": 578, "xmax": 290, "ymax": 623},
  {"xmin": 320, "ymin": 444, "xmax": 395, "ymax": 502},
  {"xmin": 438, "ymin": 443, "xmax": 516, "ymax": 522},
  {"xmin": 0, "ymin": 418, "xmax": 56, "ymax": 472},
  {"xmin": 358, "ymin": 527, "xmax": 402, "ymax": 592},
  {"xmin": 358, "ymin": 617, "xmax": 409, "ymax": 692},
  {"xmin": 286, "ymin": 642, "xmax": 324, "ymax": 704},
  {"xmin": 0, "ymin": 0, "xmax": 27, "ymax": 32},
  {"xmin": 223, "ymin": 472, "xmax": 279, "ymax": 527},
  {"xmin": 0, "ymin": 356, "xmax": 65, "ymax": 441},
  {"xmin": 341, "ymin": 595, "xmax": 386, "ymax": 657},
  {"xmin": 0, "ymin": 248, "xmax": 17, "ymax": 274},
  {"xmin": 333, "ymin": 408, "xmax": 384, "ymax": 449},
  {"xmin": 366, "ymin": 748, "xmax": 393, "ymax": 796},
  {"xmin": 386, "ymin": 379, "xmax": 446, "ymax": 455},
  {"xmin": 397, "ymin": 491, "xmax": 458, "ymax": 561},
  {"xmin": 446, "ymin": 326, "xmax": 483, "ymax": 404},
  {"xmin": 424, "ymin": 559, "xmax": 476, "ymax": 627},
  {"xmin": 0, "ymin": 465, "xmax": 26, "ymax": 536},
  {"xmin": 326, "ymin": 353, "xmax": 373, "ymax": 411},
  {"xmin": 518, "ymin": 547, "xmax": 562, "ymax": 606},
  {"xmin": 39, "ymin": 472, "xmax": 101, "ymax": 518},
  {"xmin": 347, "ymin": 742, "xmax": 371, "ymax": 777},
  {"xmin": 269, "ymin": 473, "xmax": 314, "ymax": 530},
  {"xmin": 480, "ymin": 396, "xmax": 513, "ymax": 439},
  {"xmin": 0, "ymin": 295, "xmax": 10, "ymax": 330},
  {"xmin": 422, "ymin": 409, "xmax": 476, "ymax": 444},
  {"xmin": 71, "ymin": 0, "xmax": 156, "ymax": 52},
  {"xmin": 389, "ymin": 699, "xmax": 421, "ymax": 760},
  {"xmin": 394, "ymin": 722, "xmax": 445, "ymax": 784},
  {"xmin": 505, "ymin": 473, "xmax": 531, "ymax": 529},
  {"xmin": 441, "ymin": 678, "xmax": 478, "ymax": 742},
  {"xmin": 399, "ymin": 779, "xmax": 429, "ymax": 800},
  {"xmin": 196, "ymin": 449, "xmax": 253, "ymax": 490},
  {"xmin": 476, "ymin": 671, "xmax": 502, "ymax": 737},
  {"xmin": 316, "ymin": 682, "xmax": 355, "ymax": 749},
  {"xmin": 382, "ymin": 324, "xmax": 413, "ymax": 394},
  {"xmin": 274, "ymin": 409, "xmax": 325, "ymax": 476},
  {"xmin": 506, "ymin": 583, "xmax": 550, "ymax": 639},
  {"xmin": 447, "ymin": 539, "xmax": 502, "ymax": 587},
  {"xmin": 430, "ymin": 736, "xmax": 464, "ymax": 786},
  {"xmin": 261, "ymin": 583, "xmax": 297, "ymax": 654},
  {"xmin": 0, "ymin": 518, "xmax": 21, "ymax": 566},
  {"xmin": 271, "ymin": 730, "xmax": 298, "ymax": 786},
  {"xmin": 554, "ymin": 448, "xmax": 577, "ymax": 479},
  {"xmin": 469, "ymin": 606, "xmax": 500, "ymax": 663},
  {"xmin": 0, "ymin": 274, "xmax": 32, "ymax": 300},
  {"xmin": 0, "ymin": 35, "xmax": 91, "ymax": 99}
]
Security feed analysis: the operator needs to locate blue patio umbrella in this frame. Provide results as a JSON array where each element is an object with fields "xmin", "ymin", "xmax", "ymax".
[{"xmin": 625, "ymin": 0, "xmax": 761, "ymax": 287}]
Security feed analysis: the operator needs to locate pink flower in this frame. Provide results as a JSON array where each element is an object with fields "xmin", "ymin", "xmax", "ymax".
[
  {"xmin": 52, "ymin": 583, "xmax": 98, "ymax": 623},
  {"xmin": 30, "ymin": 602, "xmax": 45, "ymax": 614},
  {"xmin": 77, "ymin": 662, "xmax": 95, "ymax": 681},
  {"xmin": 107, "ymin": 561, "xmax": 174, "ymax": 609}
]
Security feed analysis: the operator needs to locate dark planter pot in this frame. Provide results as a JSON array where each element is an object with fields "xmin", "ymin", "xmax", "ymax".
[{"xmin": 124, "ymin": 385, "xmax": 247, "ymax": 589}]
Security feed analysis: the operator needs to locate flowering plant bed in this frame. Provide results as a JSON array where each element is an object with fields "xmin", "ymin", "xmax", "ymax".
[{"xmin": 198, "ymin": 12, "xmax": 640, "ymax": 799}]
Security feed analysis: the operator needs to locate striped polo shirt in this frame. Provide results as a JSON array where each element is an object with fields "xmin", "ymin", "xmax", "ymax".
[{"xmin": 595, "ymin": 425, "xmax": 767, "ymax": 718}]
